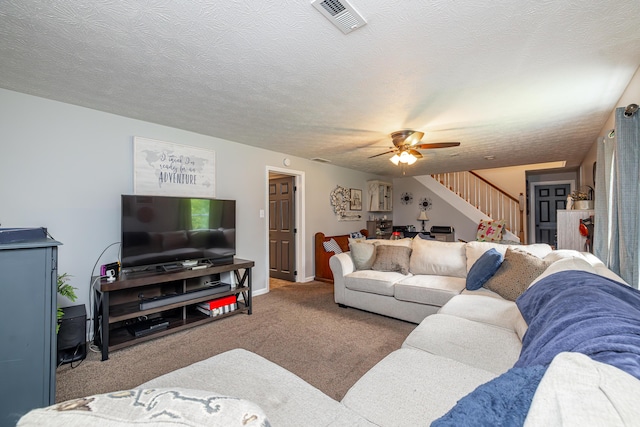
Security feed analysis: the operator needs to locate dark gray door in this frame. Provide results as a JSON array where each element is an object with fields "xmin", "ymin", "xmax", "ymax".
[
  {"xmin": 269, "ymin": 176, "xmax": 296, "ymax": 281},
  {"xmin": 535, "ymin": 184, "xmax": 570, "ymax": 246}
]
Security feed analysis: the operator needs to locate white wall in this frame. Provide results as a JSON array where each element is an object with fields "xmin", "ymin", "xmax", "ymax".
[
  {"xmin": 392, "ymin": 177, "xmax": 480, "ymax": 242},
  {"xmin": 580, "ymin": 66, "xmax": 640, "ymax": 186},
  {"xmin": 0, "ymin": 88, "xmax": 380, "ymax": 323},
  {"xmin": 473, "ymin": 161, "xmax": 568, "ymax": 200}
]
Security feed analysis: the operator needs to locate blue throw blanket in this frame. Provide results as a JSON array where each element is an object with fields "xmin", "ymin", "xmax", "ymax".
[
  {"xmin": 433, "ymin": 270, "xmax": 640, "ymax": 426},
  {"xmin": 516, "ymin": 270, "xmax": 640, "ymax": 380}
]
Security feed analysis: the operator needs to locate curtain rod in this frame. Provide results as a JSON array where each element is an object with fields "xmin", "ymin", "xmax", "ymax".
[{"xmin": 624, "ymin": 103, "xmax": 638, "ymax": 117}]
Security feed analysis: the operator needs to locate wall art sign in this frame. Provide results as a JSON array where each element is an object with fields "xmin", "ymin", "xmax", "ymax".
[{"xmin": 133, "ymin": 137, "xmax": 215, "ymax": 197}]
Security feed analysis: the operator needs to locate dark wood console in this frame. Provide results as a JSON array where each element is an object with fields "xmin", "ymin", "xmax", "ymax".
[{"xmin": 93, "ymin": 258, "xmax": 254, "ymax": 360}]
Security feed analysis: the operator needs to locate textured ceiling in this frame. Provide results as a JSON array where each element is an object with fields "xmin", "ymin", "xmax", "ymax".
[{"xmin": 1, "ymin": 0, "xmax": 639, "ymax": 177}]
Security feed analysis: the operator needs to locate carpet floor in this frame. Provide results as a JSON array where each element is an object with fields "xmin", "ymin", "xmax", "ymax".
[{"xmin": 56, "ymin": 280, "xmax": 415, "ymax": 403}]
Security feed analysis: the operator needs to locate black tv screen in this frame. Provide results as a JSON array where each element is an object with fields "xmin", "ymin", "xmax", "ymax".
[{"xmin": 121, "ymin": 195, "xmax": 236, "ymax": 269}]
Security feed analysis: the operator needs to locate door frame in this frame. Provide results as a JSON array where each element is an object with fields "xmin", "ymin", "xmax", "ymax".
[
  {"xmin": 265, "ymin": 166, "xmax": 306, "ymax": 291},
  {"xmin": 528, "ymin": 179, "xmax": 575, "ymax": 243}
]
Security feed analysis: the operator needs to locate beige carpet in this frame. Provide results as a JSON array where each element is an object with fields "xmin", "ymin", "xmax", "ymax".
[{"xmin": 56, "ymin": 280, "xmax": 415, "ymax": 403}]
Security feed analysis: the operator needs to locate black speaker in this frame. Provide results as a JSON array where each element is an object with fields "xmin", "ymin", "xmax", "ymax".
[{"xmin": 57, "ymin": 304, "xmax": 87, "ymax": 365}]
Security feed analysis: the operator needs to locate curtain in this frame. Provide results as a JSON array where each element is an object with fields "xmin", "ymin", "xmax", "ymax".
[{"xmin": 594, "ymin": 107, "xmax": 640, "ymax": 288}]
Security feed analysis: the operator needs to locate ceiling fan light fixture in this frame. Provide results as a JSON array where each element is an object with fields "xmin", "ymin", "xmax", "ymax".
[
  {"xmin": 395, "ymin": 151, "xmax": 417, "ymax": 165},
  {"xmin": 405, "ymin": 131, "xmax": 424, "ymax": 146}
]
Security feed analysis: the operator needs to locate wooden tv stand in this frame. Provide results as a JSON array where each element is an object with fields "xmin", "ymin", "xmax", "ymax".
[{"xmin": 93, "ymin": 258, "xmax": 254, "ymax": 361}]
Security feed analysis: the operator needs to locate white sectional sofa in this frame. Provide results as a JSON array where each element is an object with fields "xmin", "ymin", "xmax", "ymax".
[
  {"xmin": 19, "ymin": 242, "xmax": 640, "ymax": 426},
  {"xmin": 330, "ymin": 237, "xmax": 554, "ymax": 323}
]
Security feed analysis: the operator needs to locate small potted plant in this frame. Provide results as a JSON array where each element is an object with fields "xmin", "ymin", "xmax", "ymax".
[
  {"xmin": 57, "ymin": 273, "xmax": 77, "ymax": 333},
  {"xmin": 570, "ymin": 186, "xmax": 594, "ymax": 210}
]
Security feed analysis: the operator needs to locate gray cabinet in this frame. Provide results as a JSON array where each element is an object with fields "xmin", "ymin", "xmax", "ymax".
[
  {"xmin": 366, "ymin": 219, "xmax": 393, "ymax": 239},
  {"xmin": 0, "ymin": 239, "xmax": 60, "ymax": 426}
]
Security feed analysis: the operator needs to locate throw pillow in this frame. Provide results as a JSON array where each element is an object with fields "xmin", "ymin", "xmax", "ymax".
[
  {"xmin": 17, "ymin": 388, "xmax": 269, "ymax": 427},
  {"xmin": 322, "ymin": 238, "xmax": 342, "ymax": 254},
  {"xmin": 371, "ymin": 245, "xmax": 412, "ymax": 275},
  {"xmin": 466, "ymin": 248, "xmax": 504, "ymax": 290},
  {"xmin": 348, "ymin": 236, "xmax": 368, "ymax": 244},
  {"xmin": 476, "ymin": 219, "xmax": 506, "ymax": 242},
  {"xmin": 367, "ymin": 238, "xmax": 413, "ymax": 247},
  {"xmin": 409, "ymin": 237, "xmax": 467, "ymax": 278},
  {"xmin": 349, "ymin": 241, "xmax": 377, "ymax": 270},
  {"xmin": 483, "ymin": 248, "xmax": 551, "ymax": 301}
]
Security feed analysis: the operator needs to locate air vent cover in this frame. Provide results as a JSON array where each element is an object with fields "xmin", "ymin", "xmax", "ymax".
[
  {"xmin": 311, "ymin": 157, "xmax": 332, "ymax": 163},
  {"xmin": 311, "ymin": 0, "xmax": 367, "ymax": 34}
]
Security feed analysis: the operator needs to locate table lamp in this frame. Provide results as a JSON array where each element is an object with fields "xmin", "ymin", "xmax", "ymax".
[{"xmin": 417, "ymin": 211, "xmax": 429, "ymax": 232}]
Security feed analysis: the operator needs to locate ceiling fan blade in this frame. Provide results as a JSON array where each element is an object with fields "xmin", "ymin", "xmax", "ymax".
[
  {"xmin": 368, "ymin": 149, "xmax": 396, "ymax": 159},
  {"xmin": 408, "ymin": 149, "xmax": 423, "ymax": 158},
  {"xmin": 415, "ymin": 142, "xmax": 461, "ymax": 149}
]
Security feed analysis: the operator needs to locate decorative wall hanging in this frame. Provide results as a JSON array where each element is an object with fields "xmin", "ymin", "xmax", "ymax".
[
  {"xmin": 400, "ymin": 192, "xmax": 413, "ymax": 205},
  {"xmin": 330, "ymin": 185, "xmax": 362, "ymax": 221},
  {"xmin": 134, "ymin": 136, "xmax": 215, "ymax": 197},
  {"xmin": 419, "ymin": 197, "xmax": 432, "ymax": 211},
  {"xmin": 350, "ymin": 188, "xmax": 362, "ymax": 210}
]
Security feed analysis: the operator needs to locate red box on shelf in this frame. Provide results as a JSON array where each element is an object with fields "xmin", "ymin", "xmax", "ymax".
[{"xmin": 201, "ymin": 295, "xmax": 237, "ymax": 310}]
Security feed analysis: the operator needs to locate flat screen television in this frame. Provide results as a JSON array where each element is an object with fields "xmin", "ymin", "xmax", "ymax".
[{"xmin": 121, "ymin": 195, "xmax": 236, "ymax": 270}]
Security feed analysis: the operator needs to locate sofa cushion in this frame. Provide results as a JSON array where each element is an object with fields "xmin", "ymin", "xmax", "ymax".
[
  {"xmin": 345, "ymin": 270, "xmax": 407, "ymax": 296},
  {"xmin": 394, "ymin": 276, "xmax": 466, "ymax": 307},
  {"xmin": 438, "ymin": 294, "xmax": 527, "ymax": 337},
  {"xmin": 402, "ymin": 314, "xmax": 522, "ymax": 374},
  {"xmin": 524, "ymin": 352, "xmax": 640, "ymax": 427},
  {"xmin": 342, "ymin": 348, "xmax": 496, "ymax": 427},
  {"xmin": 138, "ymin": 349, "xmax": 372, "ymax": 426},
  {"xmin": 432, "ymin": 365, "xmax": 547, "ymax": 427},
  {"xmin": 466, "ymin": 248, "xmax": 504, "ymax": 290},
  {"xmin": 476, "ymin": 219, "xmax": 506, "ymax": 242},
  {"xmin": 483, "ymin": 248, "xmax": 551, "ymax": 301},
  {"xmin": 371, "ymin": 245, "xmax": 412, "ymax": 275},
  {"xmin": 349, "ymin": 241, "xmax": 376, "ymax": 270},
  {"xmin": 409, "ymin": 238, "xmax": 467, "ymax": 278},
  {"xmin": 17, "ymin": 388, "xmax": 269, "ymax": 427}
]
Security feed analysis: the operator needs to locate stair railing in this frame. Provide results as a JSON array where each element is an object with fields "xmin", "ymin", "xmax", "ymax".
[{"xmin": 432, "ymin": 171, "xmax": 524, "ymax": 242}]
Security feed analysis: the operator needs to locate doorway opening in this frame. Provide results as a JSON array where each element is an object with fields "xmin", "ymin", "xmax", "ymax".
[
  {"xmin": 529, "ymin": 179, "xmax": 575, "ymax": 245},
  {"xmin": 266, "ymin": 167, "xmax": 305, "ymax": 292}
]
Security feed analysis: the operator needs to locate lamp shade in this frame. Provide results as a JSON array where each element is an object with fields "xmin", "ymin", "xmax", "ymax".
[{"xmin": 417, "ymin": 211, "xmax": 429, "ymax": 221}]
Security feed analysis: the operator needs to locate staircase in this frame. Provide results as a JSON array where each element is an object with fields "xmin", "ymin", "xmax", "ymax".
[{"xmin": 432, "ymin": 171, "xmax": 525, "ymax": 242}]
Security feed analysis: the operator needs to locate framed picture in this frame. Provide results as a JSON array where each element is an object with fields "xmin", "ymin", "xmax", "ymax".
[
  {"xmin": 350, "ymin": 188, "xmax": 362, "ymax": 211},
  {"xmin": 133, "ymin": 137, "xmax": 215, "ymax": 197}
]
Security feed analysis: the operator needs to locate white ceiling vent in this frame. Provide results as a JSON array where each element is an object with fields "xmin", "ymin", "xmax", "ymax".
[
  {"xmin": 311, "ymin": 157, "xmax": 332, "ymax": 163},
  {"xmin": 311, "ymin": 0, "xmax": 367, "ymax": 34}
]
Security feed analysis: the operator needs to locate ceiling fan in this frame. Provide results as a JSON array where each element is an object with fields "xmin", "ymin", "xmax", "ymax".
[{"xmin": 369, "ymin": 130, "xmax": 460, "ymax": 165}]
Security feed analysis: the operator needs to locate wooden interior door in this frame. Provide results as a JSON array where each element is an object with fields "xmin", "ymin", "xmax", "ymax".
[
  {"xmin": 269, "ymin": 176, "xmax": 296, "ymax": 281},
  {"xmin": 535, "ymin": 184, "xmax": 570, "ymax": 246}
]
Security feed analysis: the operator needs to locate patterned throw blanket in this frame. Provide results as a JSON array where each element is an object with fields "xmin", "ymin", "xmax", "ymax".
[{"xmin": 433, "ymin": 270, "xmax": 640, "ymax": 426}]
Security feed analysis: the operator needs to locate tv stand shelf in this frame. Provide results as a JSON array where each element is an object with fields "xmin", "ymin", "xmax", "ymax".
[{"xmin": 93, "ymin": 258, "xmax": 254, "ymax": 360}]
